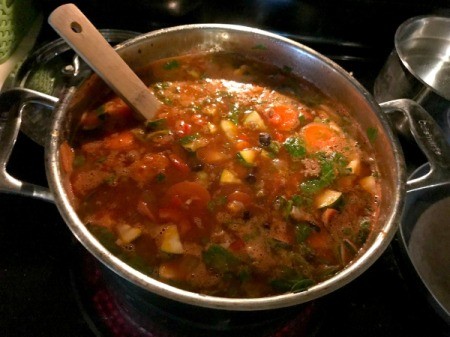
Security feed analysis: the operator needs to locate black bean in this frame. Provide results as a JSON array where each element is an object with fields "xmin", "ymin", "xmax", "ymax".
[
  {"xmin": 245, "ymin": 173, "xmax": 257, "ymax": 184},
  {"xmin": 243, "ymin": 210, "xmax": 251, "ymax": 221},
  {"xmin": 259, "ymin": 133, "xmax": 271, "ymax": 147},
  {"xmin": 191, "ymin": 163, "xmax": 204, "ymax": 172}
]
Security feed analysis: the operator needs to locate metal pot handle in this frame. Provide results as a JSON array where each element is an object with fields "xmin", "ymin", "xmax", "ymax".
[
  {"xmin": 380, "ymin": 98, "xmax": 450, "ymax": 191},
  {"xmin": 0, "ymin": 88, "xmax": 59, "ymax": 202}
]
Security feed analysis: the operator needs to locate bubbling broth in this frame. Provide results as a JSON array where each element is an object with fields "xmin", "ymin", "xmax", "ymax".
[{"xmin": 61, "ymin": 52, "xmax": 381, "ymax": 298}]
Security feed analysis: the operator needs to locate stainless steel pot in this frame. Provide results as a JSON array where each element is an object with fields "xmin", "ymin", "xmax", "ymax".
[
  {"xmin": 374, "ymin": 15, "xmax": 450, "ymax": 143},
  {"xmin": 1, "ymin": 24, "xmax": 449, "ymax": 313}
]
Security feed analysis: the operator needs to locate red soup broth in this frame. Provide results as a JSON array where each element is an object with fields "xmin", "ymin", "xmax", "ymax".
[{"xmin": 61, "ymin": 52, "xmax": 381, "ymax": 298}]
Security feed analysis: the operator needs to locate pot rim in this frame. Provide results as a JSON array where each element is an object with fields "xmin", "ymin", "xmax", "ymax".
[{"xmin": 46, "ymin": 23, "xmax": 406, "ymax": 311}]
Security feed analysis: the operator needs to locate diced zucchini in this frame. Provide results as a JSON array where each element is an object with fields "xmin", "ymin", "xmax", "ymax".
[
  {"xmin": 260, "ymin": 149, "xmax": 273, "ymax": 159},
  {"xmin": 359, "ymin": 175, "xmax": 377, "ymax": 194},
  {"xmin": 116, "ymin": 224, "xmax": 142, "ymax": 245},
  {"xmin": 237, "ymin": 148, "xmax": 259, "ymax": 166},
  {"xmin": 179, "ymin": 133, "xmax": 209, "ymax": 152},
  {"xmin": 314, "ymin": 189, "xmax": 342, "ymax": 209},
  {"xmin": 146, "ymin": 118, "xmax": 167, "ymax": 131},
  {"xmin": 187, "ymin": 69, "xmax": 200, "ymax": 78},
  {"xmin": 220, "ymin": 120, "xmax": 238, "ymax": 140},
  {"xmin": 220, "ymin": 169, "xmax": 242, "ymax": 184},
  {"xmin": 160, "ymin": 225, "xmax": 184, "ymax": 254},
  {"xmin": 196, "ymin": 171, "xmax": 209, "ymax": 186},
  {"xmin": 346, "ymin": 158, "xmax": 361, "ymax": 175},
  {"xmin": 243, "ymin": 111, "xmax": 266, "ymax": 130}
]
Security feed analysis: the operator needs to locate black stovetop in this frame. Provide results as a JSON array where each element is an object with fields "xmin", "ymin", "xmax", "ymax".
[{"xmin": 1, "ymin": 1, "xmax": 450, "ymax": 336}]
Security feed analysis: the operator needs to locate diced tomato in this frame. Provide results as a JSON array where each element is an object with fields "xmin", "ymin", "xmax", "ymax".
[
  {"xmin": 80, "ymin": 111, "xmax": 103, "ymax": 130},
  {"xmin": 129, "ymin": 153, "xmax": 169, "ymax": 185},
  {"xmin": 103, "ymin": 98, "xmax": 133, "ymax": 118},
  {"xmin": 166, "ymin": 181, "xmax": 211, "ymax": 210},
  {"xmin": 229, "ymin": 237, "xmax": 246, "ymax": 252},
  {"xmin": 174, "ymin": 120, "xmax": 192, "ymax": 136},
  {"xmin": 235, "ymin": 139, "xmax": 251, "ymax": 151},
  {"xmin": 104, "ymin": 131, "xmax": 136, "ymax": 151},
  {"xmin": 159, "ymin": 207, "xmax": 184, "ymax": 222},
  {"xmin": 137, "ymin": 200, "xmax": 156, "ymax": 221},
  {"xmin": 164, "ymin": 181, "xmax": 211, "ymax": 212},
  {"xmin": 158, "ymin": 207, "xmax": 192, "ymax": 236},
  {"xmin": 268, "ymin": 105, "xmax": 300, "ymax": 131},
  {"xmin": 191, "ymin": 113, "xmax": 207, "ymax": 126},
  {"xmin": 273, "ymin": 131, "xmax": 285, "ymax": 142},
  {"xmin": 227, "ymin": 190, "xmax": 252, "ymax": 207},
  {"xmin": 168, "ymin": 153, "xmax": 190, "ymax": 174},
  {"xmin": 306, "ymin": 229, "xmax": 336, "ymax": 263}
]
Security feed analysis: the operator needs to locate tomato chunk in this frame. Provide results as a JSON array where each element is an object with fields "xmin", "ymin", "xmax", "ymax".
[
  {"xmin": 268, "ymin": 105, "xmax": 300, "ymax": 131},
  {"xmin": 164, "ymin": 181, "xmax": 211, "ymax": 212}
]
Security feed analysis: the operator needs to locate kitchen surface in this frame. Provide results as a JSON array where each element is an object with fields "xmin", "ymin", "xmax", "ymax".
[{"xmin": 1, "ymin": 0, "xmax": 450, "ymax": 336}]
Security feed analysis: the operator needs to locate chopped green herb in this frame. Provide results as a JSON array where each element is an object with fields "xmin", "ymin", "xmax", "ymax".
[
  {"xmin": 298, "ymin": 113, "xmax": 306, "ymax": 124},
  {"xmin": 283, "ymin": 137, "xmax": 306, "ymax": 158},
  {"xmin": 366, "ymin": 127, "xmax": 378, "ymax": 143},
  {"xmin": 155, "ymin": 172, "xmax": 166, "ymax": 183},
  {"xmin": 266, "ymin": 141, "xmax": 281, "ymax": 157},
  {"xmin": 153, "ymin": 82, "xmax": 171, "ymax": 90},
  {"xmin": 179, "ymin": 133, "xmax": 199, "ymax": 145},
  {"xmin": 95, "ymin": 106, "xmax": 108, "ymax": 120},
  {"xmin": 300, "ymin": 158, "xmax": 336, "ymax": 194},
  {"xmin": 202, "ymin": 244, "xmax": 240, "ymax": 273},
  {"xmin": 207, "ymin": 195, "xmax": 227, "ymax": 212},
  {"xmin": 146, "ymin": 118, "xmax": 167, "ymax": 131},
  {"xmin": 105, "ymin": 175, "xmax": 118, "ymax": 186},
  {"xmin": 87, "ymin": 224, "xmax": 120, "ymax": 254},
  {"xmin": 163, "ymin": 60, "xmax": 180, "ymax": 70},
  {"xmin": 252, "ymin": 44, "xmax": 267, "ymax": 50},
  {"xmin": 87, "ymin": 224, "xmax": 152, "ymax": 274},
  {"xmin": 356, "ymin": 219, "xmax": 371, "ymax": 244},
  {"xmin": 268, "ymin": 238, "xmax": 292, "ymax": 251},
  {"xmin": 294, "ymin": 222, "xmax": 313, "ymax": 243},
  {"xmin": 228, "ymin": 103, "xmax": 241, "ymax": 124},
  {"xmin": 73, "ymin": 154, "xmax": 85, "ymax": 167},
  {"xmin": 271, "ymin": 275, "xmax": 314, "ymax": 293},
  {"xmin": 282, "ymin": 65, "xmax": 293, "ymax": 73},
  {"xmin": 274, "ymin": 196, "xmax": 293, "ymax": 219}
]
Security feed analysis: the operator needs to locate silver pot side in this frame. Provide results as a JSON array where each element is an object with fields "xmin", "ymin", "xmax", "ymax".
[
  {"xmin": 374, "ymin": 15, "xmax": 450, "ymax": 143},
  {"xmin": 46, "ymin": 24, "xmax": 405, "ymax": 311}
]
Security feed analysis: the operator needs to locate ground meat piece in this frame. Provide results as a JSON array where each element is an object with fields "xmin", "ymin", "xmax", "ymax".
[{"xmin": 301, "ymin": 158, "xmax": 321, "ymax": 177}]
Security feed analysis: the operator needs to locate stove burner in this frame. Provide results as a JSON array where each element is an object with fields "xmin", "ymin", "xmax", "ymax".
[{"xmin": 70, "ymin": 246, "xmax": 321, "ymax": 337}]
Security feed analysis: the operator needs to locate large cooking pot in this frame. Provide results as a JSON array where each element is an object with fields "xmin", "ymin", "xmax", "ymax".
[
  {"xmin": 374, "ymin": 15, "xmax": 450, "ymax": 144},
  {"xmin": 1, "ymin": 24, "xmax": 449, "ymax": 319}
]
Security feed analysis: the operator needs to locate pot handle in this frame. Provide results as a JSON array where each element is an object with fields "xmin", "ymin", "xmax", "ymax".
[
  {"xmin": 0, "ymin": 88, "xmax": 59, "ymax": 202},
  {"xmin": 380, "ymin": 98, "xmax": 450, "ymax": 192}
]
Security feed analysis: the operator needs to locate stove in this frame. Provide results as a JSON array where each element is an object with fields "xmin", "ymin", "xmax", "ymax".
[{"xmin": 1, "ymin": 1, "xmax": 450, "ymax": 336}]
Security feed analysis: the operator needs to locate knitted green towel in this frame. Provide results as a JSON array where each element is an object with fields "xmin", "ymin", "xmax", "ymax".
[{"xmin": 0, "ymin": 0, "xmax": 39, "ymax": 64}]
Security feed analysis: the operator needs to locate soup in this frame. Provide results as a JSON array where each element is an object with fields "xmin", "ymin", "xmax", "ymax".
[{"xmin": 61, "ymin": 52, "xmax": 381, "ymax": 298}]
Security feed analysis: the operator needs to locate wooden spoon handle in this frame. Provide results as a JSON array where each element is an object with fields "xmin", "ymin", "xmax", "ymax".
[{"xmin": 48, "ymin": 3, "xmax": 160, "ymax": 120}]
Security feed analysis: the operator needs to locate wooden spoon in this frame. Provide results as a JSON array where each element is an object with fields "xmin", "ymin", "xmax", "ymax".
[{"xmin": 48, "ymin": 3, "xmax": 161, "ymax": 120}]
